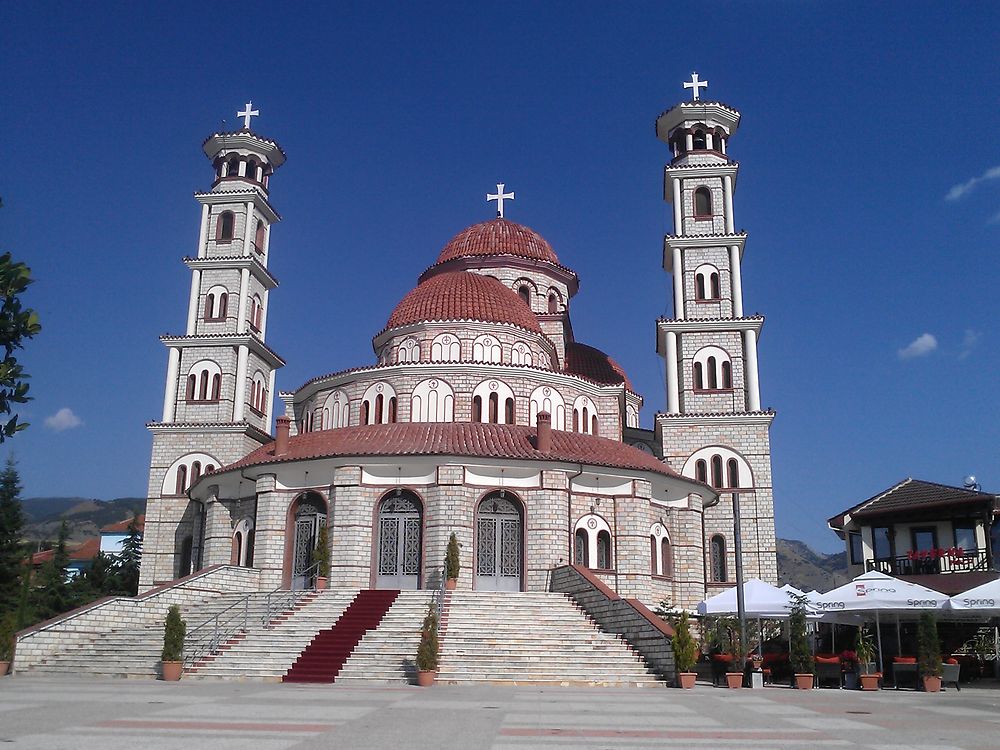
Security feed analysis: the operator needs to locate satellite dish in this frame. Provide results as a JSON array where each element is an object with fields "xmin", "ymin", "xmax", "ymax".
[{"xmin": 963, "ymin": 475, "xmax": 979, "ymax": 490}]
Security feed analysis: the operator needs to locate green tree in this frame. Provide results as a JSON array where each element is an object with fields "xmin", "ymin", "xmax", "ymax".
[
  {"xmin": 0, "ymin": 456, "xmax": 26, "ymax": 613},
  {"xmin": 32, "ymin": 521, "xmax": 70, "ymax": 620},
  {"xmin": 917, "ymin": 612, "xmax": 942, "ymax": 678},
  {"xmin": 444, "ymin": 533, "xmax": 460, "ymax": 581},
  {"xmin": 671, "ymin": 610, "xmax": 698, "ymax": 673},
  {"xmin": 0, "ymin": 201, "xmax": 42, "ymax": 441},
  {"xmin": 788, "ymin": 593, "xmax": 814, "ymax": 676},
  {"xmin": 114, "ymin": 520, "xmax": 142, "ymax": 595}
]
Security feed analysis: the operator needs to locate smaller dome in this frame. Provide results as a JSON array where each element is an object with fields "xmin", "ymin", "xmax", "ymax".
[
  {"xmin": 565, "ymin": 342, "xmax": 633, "ymax": 390},
  {"xmin": 435, "ymin": 218, "xmax": 560, "ymax": 266},
  {"xmin": 386, "ymin": 272, "xmax": 542, "ymax": 332}
]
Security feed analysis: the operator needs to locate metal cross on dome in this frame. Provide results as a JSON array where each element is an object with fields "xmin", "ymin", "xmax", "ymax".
[
  {"xmin": 683, "ymin": 72, "xmax": 708, "ymax": 101},
  {"xmin": 237, "ymin": 101, "xmax": 260, "ymax": 129},
  {"xmin": 487, "ymin": 183, "xmax": 515, "ymax": 218}
]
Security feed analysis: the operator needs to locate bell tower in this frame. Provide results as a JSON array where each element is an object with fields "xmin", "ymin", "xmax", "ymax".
[
  {"xmin": 653, "ymin": 75, "xmax": 778, "ymax": 588},
  {"xmin": 139, "ymin": 104, "xmax": 287, "ymax": 589}
]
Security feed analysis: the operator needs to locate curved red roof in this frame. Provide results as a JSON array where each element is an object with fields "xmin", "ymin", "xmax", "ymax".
[
  {"xmin": 221, "ymin": 422, "xmax": 679, "ymax": 478},
  {"xmin": 435, "ymin": 218, "xmax": 560, "ymax": 266},
  {"xmin": 564, "ymin": 342, "xmax": 633, "ymax": 390},
  {"xmin": 386, "ymin": 271, "xmax": 541, "ymax": 333}
]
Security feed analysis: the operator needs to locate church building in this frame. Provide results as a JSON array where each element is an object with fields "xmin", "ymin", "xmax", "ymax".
[{"xmin": 139, "ymin": 80, "xmax": 777, "ymax": 612}]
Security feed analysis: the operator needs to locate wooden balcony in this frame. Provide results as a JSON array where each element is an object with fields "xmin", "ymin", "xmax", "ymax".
[{"xmin": 865, "ymin": 547, "xmax": 990, "ymax": 576}]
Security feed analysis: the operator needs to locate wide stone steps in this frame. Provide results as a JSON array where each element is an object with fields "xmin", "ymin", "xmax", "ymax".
[{"xmin": 436, "ymin": 591, "xmax": 661, "ymax": 687}]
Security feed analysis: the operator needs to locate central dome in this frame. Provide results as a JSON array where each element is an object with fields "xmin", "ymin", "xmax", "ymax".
[
  {"xmin": 435, "ymin": 218, "xmax": 560, "ymax": 266},
  {"xmin": 386, "ymin": 271, "xmax": 542, "ymax": 332}
]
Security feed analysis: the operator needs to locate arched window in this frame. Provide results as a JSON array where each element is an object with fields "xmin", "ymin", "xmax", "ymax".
[
  {"xmin": 322, "ymin": 390, "xmax": 350, "ymax": 429},
  {"xmin": 695, "ymin": 274, "xmax": 706, "ymax": 300},
  {"xmin": 248, "ymin": 294, "xmax": 263, "ymax": 331},
  {"xmin": 374, "ymin": 394, "xmax": 384, "ymax": 424},
  {"xmin": 254, "ymin": 221, "xmax": 266, "ymax": 254},
  {"xmin": 518, "ymin": 286, "xmax": 530, "ymax": 305},
  {"xmin": 361, "ymin": 401, "xmax": 370, "ymax": 425},
  {"xmin": 190, "ymin": 461, "xmax": 202, "ymax": 484},
  {"xmin": 472, "ymin": 395, "xmax": 483, "ymax": 422},
  {"xmin": 361, "ymin": 383, "xmax": 396, "ymax": 425},
  {"xmin": 596, "ymin": 530, "xmax": 611, "ymax": 569},
  {"xmin": 695, "ymin": 459, "xmax": 707, "ymax": 483},
  {"xmin": 649, "ymin": 535, "xmax": 657, "ymax": 574},
  {"xmin": 411, "ymin": 379, "xmax": 455, "ymax": 423},
  {"xmin": 548, "ymin": 293, "xmax": 558, "ymax": 313},
  {"xmin": 693, "ymin": 362, "xmax": 704, "ymax": 390},
  {"xmin": 693, "ymin": 347, "xmax": 731, "ymax": 391},
  {"xmin": 488, "ymin": 392, "xmax": 499, "ymax": 423},
  {"xmin": 430, "ymin": 333, "xmax": 460, "ymax": 362},
  {"xmin": 710, "ymin": 272, "xmax": 721, "ymax": 299},
  {"xmin": 186, "ymin": 374, "xmax": 196, "ymax": 400},
  {"xmin": 204, "ymin": 294, "xmax": 215, "ymax": 320},
  {"xmin": 575, "ymin": 528, "xmax": 588, "ymax": 566},
  {"xmin": 694, "ymin": 264, "xmax": 720, "ymax": 302},
  {"xmin": 217, "ymin": 211, "xmax": 235, "ymax": 241},
  {"xmin": 660, "ymin": 537, "xmax": 673, "ymax": 578},
  {"xmin": 694, "ymin": 187, "xmax": 712, "ymax": 217},
  {"xmin": 511, "ymin": 342, "xmax": 532, "ymax": 366},
  {"xmin": 397, "ymin": 337, "xmax": 420, "ymax": 363},
  {"xmin": 473, "ymin": 380, "xmax": 515, "ymax": 424},
  {"xmin": 246, "ymin": 159, "xmax": 258, "ymax": 182},
  {"xmin": 472, "ymin": 334, "xmax": 502, "ymax": 363},
  {"xmin": 211, "ymin": 373, "xmax": 221, "ymax": 401},
  {"xmin": 226, "ymin": 155, "xmax": 240, "ymax": 178},
  {"xmin": 175, "ymin": 465, "xmax": 187, "ymax": 495},
  {"xmin": 198, "ymin": 370, "xmax": 209, "ymax": 400},
  {"xmin": 727, "ymin": 458, "xmax": 740, "ymax": 488},
  {"xmin": 573, "ymin": 409, "xmax": 580, "ymax": 432},
  {"xmin": 388, "ymin": 397, "xmax": 397, "ymax": 423},
  {"xmin": 693, "ymin": 130, "xmax": 707, "ymax": 150},
  {"xmin": 706, "ymin": 357, "xmax": 718, "ymax": 389},
  {"xmin": 710, "ymin": 535, "xmax": 727, "ymax": 582},
  {"xmin": 504, "ymin": 397, "xmax": 515, "ymax": 425},
  {"xmin": 572, "ymin": 396, "xmax": 597, "ymax": 435},
  {"xmin": 591, "ymin": 414, "xmax": 598, "ymax": 436},
  {"xmin": 711, "ymin": 454, "xmax": 723, "ymax": 487},
  {"xmin": 721, "ymin": 361, "xmax": 732, "ymax": 389},
  {"xmin": 530, "ymin": 386, "xmax": 566, "ymax": 430}
]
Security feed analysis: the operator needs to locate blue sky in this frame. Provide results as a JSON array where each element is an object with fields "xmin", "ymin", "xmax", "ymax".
[{"xmin": 2, "ymin": 2, "xmax": 997, "ymax": 552}]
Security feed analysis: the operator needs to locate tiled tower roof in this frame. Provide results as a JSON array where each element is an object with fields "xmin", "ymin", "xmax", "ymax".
[
  {"xmin": 386, "ymin": 271, "xmax": 541, "ymax": 332},
  {"xmin": 435, "ymin": 218, "xmax": 560, "ymax": 266}
]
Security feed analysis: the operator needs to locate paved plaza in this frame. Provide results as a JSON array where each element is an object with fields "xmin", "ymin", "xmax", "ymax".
[{"xmin": 1, "ymin": 677, "xmax": 999, "ymax": 749}]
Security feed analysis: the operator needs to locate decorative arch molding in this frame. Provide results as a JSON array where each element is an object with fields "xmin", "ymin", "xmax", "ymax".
[
  {"xmin": 231, "ymin": 517, "xmax": 254, "ymax": 567},
  {"xmin": 186, "ymin": 359, "xmax": 222, "ymax": 402},
  {"xmin": 249, "ymin": 370, "xmax": 269, "ymax": 415},
  {"xmin": 397, "ymin": 337, "xmax": 420, "ymax": 363},
  {"xmin": 430, "ymin": 332, "xmax": 460, "ymax": 362},
  {"xmin": 472, "ymin": 333, "xmax": 503, "ymax": 363},
  {"xmin": 282, "ymin": 491, "xmax": 329, "ymax": 589},
  {"xmin": 410, "ymin": 378, "xmax": 455, "ymax": 423},
  {"xmin": 571, "ymin": 394, "xmax": 599, "ymax": 436},
  {"xmin": 204, "ymin": 285, "xmax": 230, "ymax": 321},
  {"xmin": 163, "ymin": 452, "xmax": 220, "ymax": 496},
  {"xmin": 529, "ymin": 385, "xmax": 565, "ymax": 430},
  {"xmin": 694, "ymin": 263, "xmax": 721, "ymax": 301},
  {"xmin": 683, "ymin": 445, "xmax": 753, "ymax": 490},
  {"xmin": 374, "ymin": 489, "xmax": 423, "ymax": 589},
  {"xmin": 474, "ymin": 490, "xmax": 524, "ymax": 591},
  {"xmin": 649, "ymin": 522, "xmax": 672, "ymax": 578},
  {"xmin": 361, "ymin": 382, "xmax": 398, "ymax": 425},
  {"xmin": 510, "ymin": 341, "xmax": 533, "ymax": 367},
  {"xmin": 472, "ymin": 379, "xmax": 515, "ymax": 424},
  {"xmin": 574, "ymin": 514, "xmax": 613, "ymax": 570},
  {"xmin": 692, "ymin": 346, "xmax": 732, "ymax": 391},
  {"xmin": 322, "ymin": 389, "xmax": 350, "ymax": 429},
  {"xmin": 625, "ymin": 403, "xmax": 639, "ymax": 428}
]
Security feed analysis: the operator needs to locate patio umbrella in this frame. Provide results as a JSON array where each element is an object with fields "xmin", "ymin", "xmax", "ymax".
[
  {"xmin": 698, "ymin": 578, "xmax": 808, "ymax": 618},
  {"xmin": 812, "ymin": 570, "xmax": 949, "ymax": 673},
  {"xmin": 947, "ymin": 577, "xmax": 1000, "ymax": 613}
]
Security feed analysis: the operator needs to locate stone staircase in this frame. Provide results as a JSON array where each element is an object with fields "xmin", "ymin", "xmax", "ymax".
[
  {"xmin": 335, "ymin": 590, "xmax": 437, "ymax": 684},
  {"xmin": 436, "ymin": 591, "xmax": 663, "ymax": 687},
  {"xmin": 22, "ymin": 591, "xmax": 304, "ymax": 678},
  {"xmin": 186, "ymin": 589, "xmax": 357, "ymax": 680}
]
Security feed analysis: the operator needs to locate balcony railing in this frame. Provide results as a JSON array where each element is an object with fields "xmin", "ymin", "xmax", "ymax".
[{"xmin": 865, "ymin": 547, "xmax": 991, "ymax": 576}]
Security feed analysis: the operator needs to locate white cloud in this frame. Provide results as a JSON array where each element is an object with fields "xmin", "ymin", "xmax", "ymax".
[
  {"xmin": 945, "ymin": 165, "xmax": 1000, "ymax": 201},
  {"xmin": 44, "ymin": 407, "xmax": 83, "ymax": 432},
  {"xmin": 898, "ymin": 333, "xmax": 938, "ymax": 360},
  {"xmin": 959, "ymin": 329, "xmax": 981, "ymax": 360}
]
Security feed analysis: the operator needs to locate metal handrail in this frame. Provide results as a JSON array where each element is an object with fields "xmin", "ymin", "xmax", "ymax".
[{"xmin": 435, "ymin": 564, "xmax": 446, "ymax": 620}]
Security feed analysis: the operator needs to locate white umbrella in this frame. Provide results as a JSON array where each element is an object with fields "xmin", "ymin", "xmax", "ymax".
[
  {"xmin": 947, "ymin": 578, "xmax": 1000, "ymax": 612},
  {"xmin": 698, "ymin": 578, "xmax": 806, "ymax": 618},
  {"xmin": 813, "ymin": 570, "xmax": 949, "ymax": 673}
]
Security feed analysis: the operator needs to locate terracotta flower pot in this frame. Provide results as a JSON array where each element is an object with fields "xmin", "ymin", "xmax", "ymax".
[
  {"xmin": 161, "ymin": 661, "xmax": 183, "ymax": 681},
  {"xmin": 794, "ymin": 673, "xmax": 814, "ymax": 690},
  {"xmin": 859, "ymin": 673, "xmax": 881, "ymax": 691},
  {"xmin": 315, "ymin": 576, "xmax": 328, "ymax": 591},
  {"xmin": 725, "ymin": 672, "xmax": 743, "ymax": 688},
  {"xmin": 922, "ymin": 675, "xmax": 941, "ymax": 693},
  {"xmin": 678, "ymin": 672, "xmax": 697, "ymax": 689},
  {"xmin": 445, "ymin": 578, "xmax": 457, "ymax": 591},
  {"xmin": 416, "ymin": 670, "xmax": 436, "ymax": 687},
  {"xmin": 0, "ymin": 660, "xmax": 9, "ymax": 677}
]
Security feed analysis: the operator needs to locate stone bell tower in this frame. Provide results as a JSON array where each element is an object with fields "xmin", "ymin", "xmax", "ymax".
[
  {"xmin": 653, "ymin": 75, "xmax": 778, "ymax": 588},
  {"xmin": 139, "ymin": 103, "xmax": 287, "ymax": 590}
]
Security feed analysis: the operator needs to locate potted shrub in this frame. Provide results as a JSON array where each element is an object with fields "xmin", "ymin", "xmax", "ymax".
[
  {"xmin": 0, "ymin": 614, "xmax": 15, "ymax": 676},
  {"xmin": 917, "ymin": 612, "xmax": 942, "ymax": 693},
  {"xmin": 415, "ymin": 603, "xmax": 439, "ymax": 686},
  {"xmin": 789, "ymin": 593, "xmax": 814, "ymax": 689},
  {"xmin": 855, "ymin": 626, "xmax": 880, "ymax": 691},
  {"xmin": 444, "ymin": 533, "xmax": 460, "ymax": 590},
  {"xmin": 313, "ymin": 526, "xmax": 330, "ymax": 590},
  {"xmin": 672, "ymin": 611, "xmax": 698, "ymax": 689},
  {"xmin": 161, "ymin": 605, "xmax": 186, "ymax": 681}
]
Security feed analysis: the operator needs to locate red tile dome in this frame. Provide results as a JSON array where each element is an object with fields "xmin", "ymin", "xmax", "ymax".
[
  {"xmin": 435, "ymin": 218, "xmax": 561, "ymax": 266},
  {"xmin": 386, "ymin": 271, "xmax": 542, "ymax": 332},
  {"xmin": 565, "ymin": 342, "xmax": 633, "ymax": 390}
]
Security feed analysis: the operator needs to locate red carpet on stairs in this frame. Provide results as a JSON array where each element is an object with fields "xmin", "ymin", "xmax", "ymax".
[{"xmin": 283, "ymin": 589, "xmax": 400, "ymax": 683}]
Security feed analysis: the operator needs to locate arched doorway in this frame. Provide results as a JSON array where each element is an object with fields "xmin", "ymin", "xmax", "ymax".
[
  {"xmin": 287, "ymin": 492, "xmax": 327, "ymax": 589},
  {"xmin": 475, "ymin": 492, "xmax": 523, "ymax": 591},
  {"xmin": 375, "ymin": 490, "xmax": 422, "ymax": 589}
]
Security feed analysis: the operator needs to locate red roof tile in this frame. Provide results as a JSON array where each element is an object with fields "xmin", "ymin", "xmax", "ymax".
[
  {"xmin": 219, "ymin": 422, "xmax": 682, "ymax": 479},
  {"xmin": 435, "ymin": 218, "xmax": 560, "ymax": 266},
  {"xmin": 828, "ymin": 478, "xmax": 998, "ymax": 530},
  {"xmin": 100, "ymin": 515, "xmax": 145, "ymax": 534},
  {"xmin": 386, "ymin": 271, "xmax": 541, "ymax": 333},
  {"xmin": 564, "ymin": 342, "xmax": 633, "ymax": 390},
  {"xmin": 31, "ymin": 537, "xmax": 102, "ymax": 565}
]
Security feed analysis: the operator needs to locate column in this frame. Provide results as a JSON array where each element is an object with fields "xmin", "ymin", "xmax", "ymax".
[
  {"xmin": 185, "ymin": 269, "xmax": 201, "ymax": 335},
  {"xmin": 743, "ymin": 329, "xmax": 761, "ymax": 411},
  {"xmin": 161, "ymin": 347, "xmax": 181, "ymax": 422},
  {"xmin": 243, "ymin": 202, "xmax": 254, "ymax": 256},
  {"xmin": 671, "ymin": 178, "xmax": 683, "ymax": 234},
  {"xmin": 202, "ymin": 492, "xmax": 232, "ymax": 566},
  {"xmin": 233, "ymin": 345, "xmax": 249, "ymax": 422},
  {"xmin": 265, "ymin": 368, "xmax": 277, "ymax": 428},
  {"xmin": 671, "ymin": 246, "xmax": 684, "ymax": 319},
  {"xmin": 723, "ymin": 175, "xmax": 735, "ymax": 234},
  {"xmin": 236, "ymin": 268, "xmax": 251, "ymax": 334},
  {"xmin": 263, "ymin": 221, "xmax": 272, "ymax": 260},
  {"xmin": 665, "ymin": 331, "xmax": 680, "ymax": 414},
  {"xmin": 730, "ymin": 245, "xmax": 744, "ymax": 317},
  {"xmin": 705, "ymin": 132, "xmax": 714, "ymax": 151},
  {"xmin": 685, "ymin": 133, "xmax": 694, "ymax": 152},
  {"xmin": 259, "ymin": 289, "xmax": 270, "ymax": 337},
  {"xmin": 197, "ymin": 204, "xmax": 210, "ymax": 259}
]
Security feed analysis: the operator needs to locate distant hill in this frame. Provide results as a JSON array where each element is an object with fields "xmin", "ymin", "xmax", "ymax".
[
  {"xmin": 21, "ymin": 497, "xmax": 146, "ymax": 544},
  {"xmin": 777, "ymin": 538, "xmax": 848, "ymax": 592}
]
